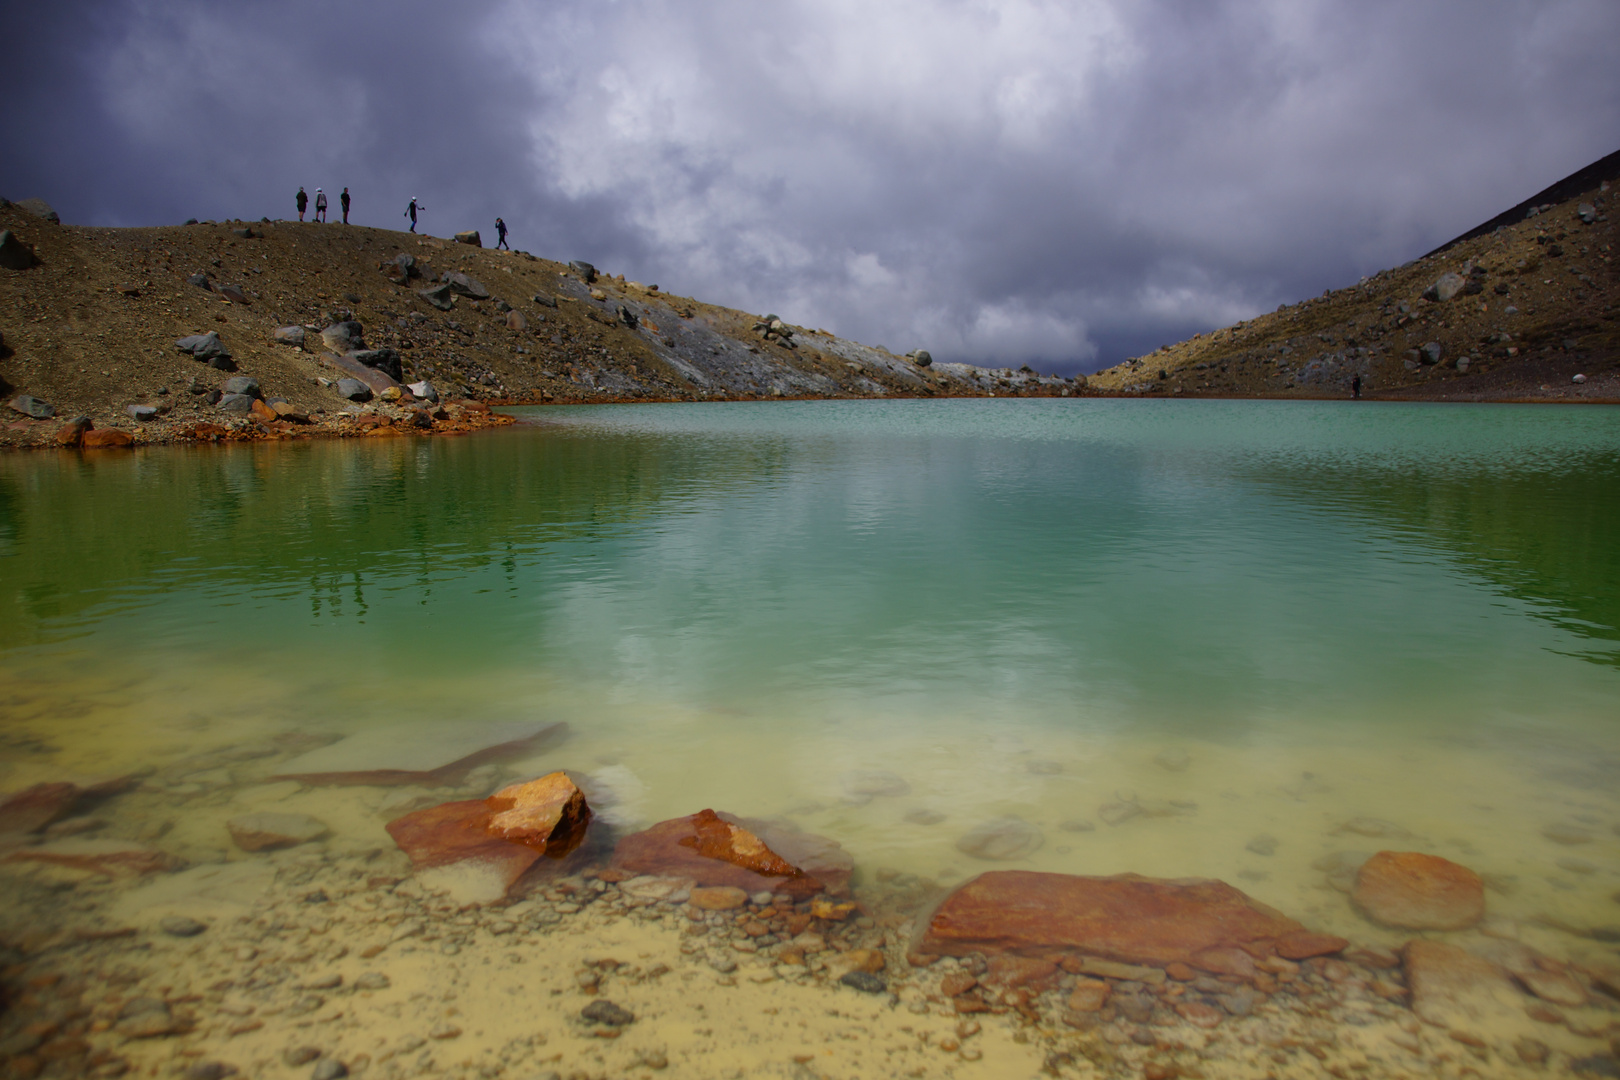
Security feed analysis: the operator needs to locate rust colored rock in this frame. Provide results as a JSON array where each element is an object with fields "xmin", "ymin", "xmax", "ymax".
[
  {"xmin": 485, "ymin": 772, "xmax": 591, "ymax": 859},
  {"xmin": 0, "ymin": 775, "xmax": 142, "ymax": 836},
  {"xmin": 613, "ymin": 809, "xmax": 851, "ymax": 897},
  {"xmin": 1175, "ymin": 1000, "xmax": 1224, "ymax": 1028},
  {"xmin": 1165, "ymin": 962, "xmax": 1197, "ymax": 981},
  {"xmin": 939, "ymin": 973, "xmax": 978, "ymax": 997},
  {"xmin": 913, "ymin": 871, "xmax": 1307, "ymax": 972},
  {"xmin": 506, "ymin": 310, "xmax": 527, "ymax": 331},
  {"xmin": 1274, "ymin": 931, "xmax": 1349, "ymax": 960},
  {"xmin": 0, "ymin": 783, "xmax": 81, "ymax": 836},
  {"xmin": 1353, "ymin": 851, "xmax": 1484, "ymax": 930},
  {"xmin": 385, "ymin": 799, "xmax": 538, "ymax": 905},
  {"xmin": 1066, "ymin": 979, "xmax": 1110, "ymax": 1012},
  {"xmin": 687, "ymin": 886, "xmax": 749, "ymax": 911},
  {"xmin": 250, "ymin": 398, "xmax": 278, "ymax": 423},
  {"xmin": 1516, "ymin": 969, "xmax": 1586, "ymax": 1007},
  {"xmin": 1404, "ymin": 940, "xmax": 1526, "ymax": 1032},
  {"xmin": 1192, "ymin": 946, "xmax": 1256, "ymax": 979},
  {"xmin": 984, "ymin": 955, "xmax": 1059, "ymax": 989},
  {"xmin": 81, "ymin": 428, "xmax": 134, "ymax": 448},
  {"xmin": 4, "ymin": 839, "xmax": 179, "ymax": 877},
  {"xmin": 55, "ymin": 418, "xmax": 91, "ymax": 446}
]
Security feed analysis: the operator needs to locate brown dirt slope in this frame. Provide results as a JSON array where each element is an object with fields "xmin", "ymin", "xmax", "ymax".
[
  {"xmin": 0, "ymin": 206, "xmax": 1075, "ymax": 449},
  {"xmin": 1087, "ymin": 172, "xmax": 1618, "ymax": 403}
]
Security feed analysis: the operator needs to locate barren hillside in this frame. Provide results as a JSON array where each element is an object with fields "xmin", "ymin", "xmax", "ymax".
[{"xmin": 0, "ymin": 206, "xmax": 1075, "ymax": 448}]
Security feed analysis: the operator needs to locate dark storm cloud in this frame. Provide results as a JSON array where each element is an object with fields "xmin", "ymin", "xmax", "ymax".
[{"xmin": 3, "ymin": 1, "xmax": 1617, "ymax": 372}]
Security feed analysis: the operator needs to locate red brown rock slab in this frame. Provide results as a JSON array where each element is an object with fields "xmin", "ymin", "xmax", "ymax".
[
  {"xmin": 613, "ymin": 810, "xmax": 851, "ymax": 897},
  {"xmin": 1404, "ymin": 940, "xmax": 1529, "ymax": 1034},
  {"xmin": 912, "ymin": 871, "xmax": 1308, "ymax": 974},
  {"xmin": 1274, "ymin": 931, "xmax": 1349, "ymax": 960},
  {"xmin": 1352, "ymin": 851, "xmax": 1484, "ymax": 930},
  {"xmin": 3, "ymin": 839, "xmax": 181, "ymax": 877},
  {"xmin": 385, "ymin": 799, "xmax": 540, "ymax": 903},
  {"xmin": 272, "ymin": 721, "xmax": 569, "ymax": 787},
  {"xmin": 226, "ymin": 812, "xmax": 328, "ymax": 852},
  {"xmin": 0, "ymin": 775, "xmax": 144, "ymax": 837}
]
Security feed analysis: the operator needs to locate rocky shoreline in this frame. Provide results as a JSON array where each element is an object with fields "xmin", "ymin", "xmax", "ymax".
[{"xmin": 2, "ymin": 733, "xmax": 1618, "ymax": 1080}]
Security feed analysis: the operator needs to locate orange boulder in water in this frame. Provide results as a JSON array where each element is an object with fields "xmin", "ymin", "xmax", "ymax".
[
  {"xmin": 385, "ymin": 771, "xmax": 592, "ymax": 905},
  {"xmin": 613, "ymin": 809, "xmax": 852, "ymax": 897},
  {"xmin": 1352, "ymin": 851, "xmax": 1484, "ymax": 931},
  {"xmin": 912, "ymin": 870, "xmax": 1319, "ymax": 976}
]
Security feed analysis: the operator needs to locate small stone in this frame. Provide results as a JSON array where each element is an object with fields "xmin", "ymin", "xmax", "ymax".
[
  {"xmin": 304, "ymin": 973, "xmax": 342, "ymax": 990},
  {"xmin": 1517, "ymin": 968, "xmax": 1587, "ymax": 1007},
  {"xmin": 418, "ymin": 283, "xmax": 455, "ymax": 311},
  {"xmin": 282, "ymin": 1047, "xmax": 322, "ymax": 1067},
  {"xmin": 688, "ymin": 886, "xmax": 749, "ymax": 911},
  {"xmin": 428, "ymin": 1023, "xmax": 461, "ymax": 1039},
  {"xmin": 840, "ymin": 970, "xmax": 886, "ymax": 994},
  {"xmin": 1420, "ymin": 341, "xmax": 1444, "ymax": 365},
  {"xmin": 311, "ymin": 1060, "xmax": 348, "ymax": 1080},
  {"xmin": 218, "ymin": 284, "xmax": 249, "ymax": 305},
  {"xmin": 1557, "ymin": 857, "xmax": 1596, "ymax": 874},
  {"xmin": 1175, "ymin": 1000, "xmax": 1223, "ymax": 1028},
  {"xmin": 581, "ymin": 1000, "xmax": 634, "ymax": 1026},
  {"xmin": 227, "ymin": 812, "xmax": 328, "ymax": 852},
  {"xmin": 1098, "ymin": 801, "xmax": 1140, "ymax": 826},
  {"xmin": 1058, "ymin": 819, "xmax": 1095, "ymax": 833},
  {"xmin": 184, "ymin": 1064, "xmax": 235, "ymax": 1080},
  {"xmin": 354, "ymin": 972, "xmax": 390, "ymax": 990},
  {"xmin": 273, "ymin": 326, "xmax": 306, "ymax": 347},
  {"xmin": 1245, "ymin": 834, "xmax": 1278, "ymax": 856},
  {"xmin": 955, "ymin": 816, "xmax": 1043, "ymax": 860},
  {"xmin": 1067, "ymin": 979, "xmax": 1109, "ymax": 1012},
  {"xmin": 904, "ymin": 809, "xmax": 945, "ymax": 825},
  {"xmin": 160, "ymin": 916, "xmax": 207, "ymax": 937},
  {"xmin": 175, "ymin": 331, "xmax": 230, "ymax": 362},
  {"xmin": 188, "ymin": 272, "xmax": 212, "ymax": 289},
  {"xmin": 125, "ymin": 404, "xmax": 159, "ymax": 421}
]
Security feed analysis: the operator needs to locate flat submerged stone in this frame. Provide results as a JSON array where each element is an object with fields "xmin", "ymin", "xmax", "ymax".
[
  {"xmin": 913, "ymin": 870, "xmax": 1330, "ymax": 974},
  {"xmin": 613, "ymin": 809, "xmax": 851, "ymax": 897},
  {"xmin": 271, "ymin": 721, "xmax": 567, "ymax": 786}
]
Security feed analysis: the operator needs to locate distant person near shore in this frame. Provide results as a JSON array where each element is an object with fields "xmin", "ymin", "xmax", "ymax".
[
  {"xmin": 1352, "ymin": 374, "xmax": 1362, "ymax": 399},
  {"xmin": 405, "ymin": 197, "xmax": 423, "ymax": 233},
  {"xmin": 340, "ymin": 187, "xmax": 351, "ymax": 224},
  {"xmin": 314, "ymin": 189, "xmax": 328, "ymax": 223},
  {"xmin": 295, "ymin": 187, "xmax": 308, "ymax": 221},
  {"xmin": 495, "ymin": 217, "xmax": 509, "ymax": 250}
]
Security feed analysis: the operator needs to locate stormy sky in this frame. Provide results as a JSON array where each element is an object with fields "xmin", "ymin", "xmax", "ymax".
[{"xmin": 2, "ymin": 2, "xmax": 1616, "ymax": 372}]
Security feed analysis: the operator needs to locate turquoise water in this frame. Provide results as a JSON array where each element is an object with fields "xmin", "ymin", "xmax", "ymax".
[{"xmin": 2, "ymin": 399, "xmax": 1619, "ymax": 941}]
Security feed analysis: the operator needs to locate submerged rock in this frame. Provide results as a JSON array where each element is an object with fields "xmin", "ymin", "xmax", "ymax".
[
  {"xmin": 385, "ymin": 771, "xmax": 592, "ymax": 905},
  {"xmin": 1404, "ymin": 940, "xmax": 1525, "ymax": 1034},
  {"xmin": 955, "ymin": 816, "xmax": 1043, "ymax": 860},
  {"xmin": 913, "ymin": 870, "xmax": 1314, "ymax": 973},
  {"xmin": 613, "ymin": 808, "xmax": 851, "ymax": 897},
  {"xmin": 271, "ymin": 721, "xmax": 567, "ymax": 787},
  {"xmin": 841, "ymin": 770, "xmax": 910, "ymax": 798},
  {"xmin": 4, "ymin": 838, "xmax": 180, "ymax": 877},
  {"xmin": 1352, "ymin": 850, "xmax": 1484, "ymax": 930},
  {"xmin": 227, "ymin": 812, "xmax": 329, "ymax": 852}
]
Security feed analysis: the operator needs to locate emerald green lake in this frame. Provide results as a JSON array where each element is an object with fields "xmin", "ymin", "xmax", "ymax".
[{"xmin": 2, "ymin": 399, "xmax": 1619, "ymax": 946}]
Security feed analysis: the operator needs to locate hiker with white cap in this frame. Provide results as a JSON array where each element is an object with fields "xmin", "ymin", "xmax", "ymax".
[
  {"xmin": 405, "ymin": 197, "xmax": 424, "ymax": 233},
  {"xmin": 314, "ymin": 188, "xmax": 328, "ymax": 223}
]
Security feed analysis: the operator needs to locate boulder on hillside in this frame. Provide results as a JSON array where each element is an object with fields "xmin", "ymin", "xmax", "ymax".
[
  {"xmin": 175, "ymin": 332, "xmax": 230, "ymax": 362},
  {"xmin": 909, "ymin": 350, "xmax": 933, "ymax": 367},
  {"xmin": 441, "ymin": 271, "xmax": 490, "ymax": 299},
  {"xmin": 384, "ymin": 252, "xmax": 420, "ymax": 283},
  {"xmin": 217, "ymin": 284, "xmax": 249, "ymax": 305},
  {"xmin": 406, "ymin": 380, "xmax": 438, "ymax": 402},
  {"xmin": 454, "ymin": 230, "xmax": 482, "ymax": 247},
  {"xmin": 334, "ymin": 378, "xmax": 371, "ymax": 402},
  {"xmin": 187, "ymin": 272, "xmax": 211, "ymax": 290},
  {"xmin": 217, "ymin": 393, "xmax": 255, "ymax": 414},
  {"xmin": 418, "ymin": 282, "xmax": 455, "ymax": 311},
  {"xmin": 126, "ymin": 405, "xmax": 159, "ymax": 421},
  {"xmin": 351, "ymin": 348, "xmax": 402, "ymax": 382},
  {"xmin": 569, "ymin": 260, "xmax": 597, "ymax": 283},
  {"xmin": 0, "ymin": 229, "xmax": 36, "ymax": 270},
  {"xmin": 222, "ymin": 376, "xmax": 261, "ymax": 399},
  {"xmin": 1423, "ymin": 273, "xmax": 1466, "ymax": 302},
  {"xmin": 7, "ymin": 394, "xmax": 54, "ymax": 420},
  {"xmin": 55, "ymin": 416, "xmax": 92, "ymax": 446},
  {"xmin": 272, "ymin": 326, "xmax": 305, "ymax": 347},
  {"xmin": 82, "ymin": 428, "xmax": 134, "ymax": 448},
  {"xmin": 1419, "ymin": 341, "xmax": 1443, "ymax": 365},
  {"xmin": 15, "ymin": 198, "xmax": 59, "ymax": 224},
  {"xmin": 320, "ymin": 321, "xmax": 364, "ymax": 353},
  {"xmin": 506, "ymin": 310, "xmax": 527, "ymax": 331}
]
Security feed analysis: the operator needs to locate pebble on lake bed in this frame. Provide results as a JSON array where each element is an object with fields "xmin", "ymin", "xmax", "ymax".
[
  {"xmin": 226, "ymin": 811, "xmax": 329, "ymax": 852},
  {"xmin": 955, "ymin": 816, "xmax": 1043, "ymax": 860}
]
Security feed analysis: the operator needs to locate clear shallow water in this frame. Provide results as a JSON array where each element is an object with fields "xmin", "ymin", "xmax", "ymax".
[{"xmin": 2, "ymin": 399, "xmax": 1619, "ymax": 943}]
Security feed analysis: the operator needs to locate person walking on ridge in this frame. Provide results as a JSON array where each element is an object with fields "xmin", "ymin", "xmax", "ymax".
[
  {"xmin": 405, "ymin": 197, "xmax": 424, "ymax": 233},
  {"xmin": 495, "ymin": 217, "xmax": 510, "ymax": 250},
  {"xmin": 314, "ymin": 188, "xmax": 328, "ymax": 223},
  {"xmin": 340, "ymin": 187, "xmax": 351, "ymax": 224},
  {"xmin": 295, "ymin": 187, "xmax": 308, "ymax": 221}
]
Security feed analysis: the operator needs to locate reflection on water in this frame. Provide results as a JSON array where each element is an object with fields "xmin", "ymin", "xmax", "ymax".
[{"xmin": 1, "ymin": 400, "xmax": 1619, "ymax": 1077}]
